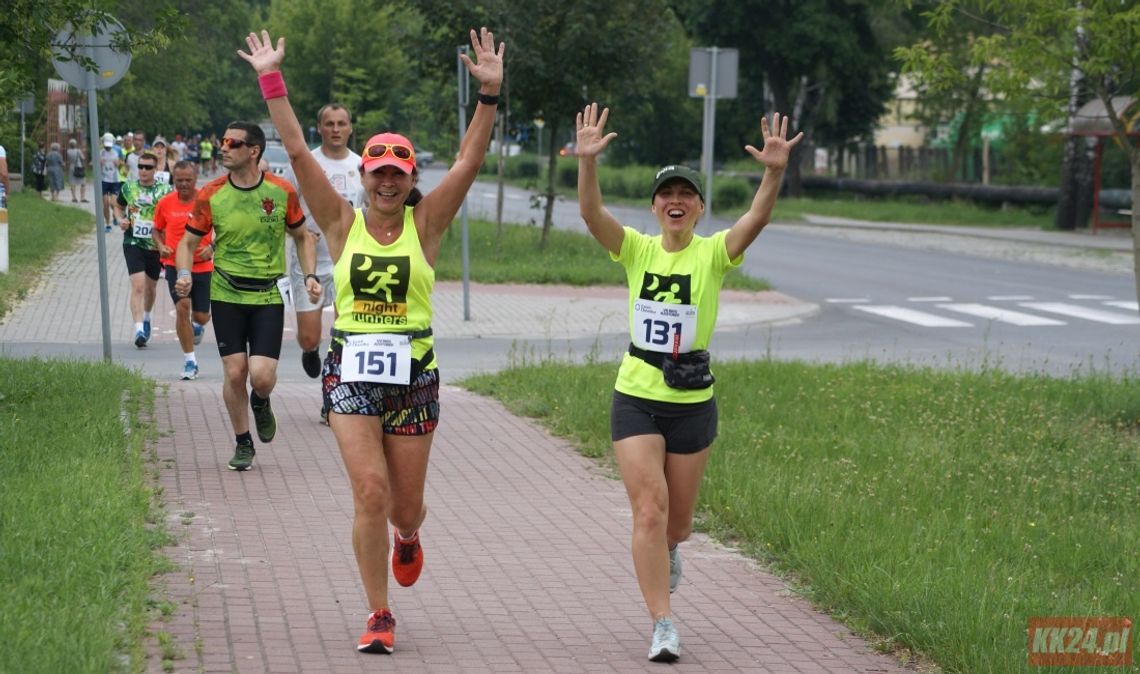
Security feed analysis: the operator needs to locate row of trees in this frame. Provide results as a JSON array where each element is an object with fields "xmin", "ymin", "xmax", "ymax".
[{"xmin": 1, "ymin": 3, "xmax": 1135, "ymax": 240}]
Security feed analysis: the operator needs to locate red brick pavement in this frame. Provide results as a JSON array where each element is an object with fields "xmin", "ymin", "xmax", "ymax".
[{"xmin": 148, "ymin": 380, "xmax": 906, "ymax": 673}]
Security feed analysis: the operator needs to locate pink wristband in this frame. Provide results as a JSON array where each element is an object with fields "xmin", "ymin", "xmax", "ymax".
[{"xmin": 258, "ymin": 71, "xmax": 288, "ymax": 100}]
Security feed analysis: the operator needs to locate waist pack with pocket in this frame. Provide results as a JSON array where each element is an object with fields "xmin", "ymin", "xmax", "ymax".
[
  {"xmin": 628, "ymin": 343, "xmax": 715, "ymax": 390},
  {"xmin": 215, "ymin": 267, "xmax": 279, "ymax": 292}
]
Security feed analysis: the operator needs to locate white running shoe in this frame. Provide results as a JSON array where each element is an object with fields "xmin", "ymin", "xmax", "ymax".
[{"xmin": 648, "ymin": 617, "xmax": 680, "ymax": 662}]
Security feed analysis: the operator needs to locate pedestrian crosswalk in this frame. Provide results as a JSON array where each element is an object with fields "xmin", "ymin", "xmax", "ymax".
[{"xmin": 831, "ymin": 294, "xmax": 1140, "ymax": 328}]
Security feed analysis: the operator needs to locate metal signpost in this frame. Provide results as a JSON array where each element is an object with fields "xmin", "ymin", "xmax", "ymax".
[
  {"xmin": 457, "ymin": 45, "xmax": 471, "ymax": 321},
  {"xmin": 688, "ymin": 47, "xmax": 738, "ymax": 224},
  {"xmin": 52, "ymin": 15, "xmax": 132, "ymax": 361}
]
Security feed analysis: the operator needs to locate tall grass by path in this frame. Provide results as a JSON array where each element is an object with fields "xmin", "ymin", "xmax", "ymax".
[
  {"xmin": 461, "ymin": 358, "xmax": 1139, "ymax": 674},
  {"xmin": 434, "ymin": 217, "xmax": 768, "ymax": 291},
  {"xmin": 0, "ymin": 192, "xmax": 94, "ymax": 319},
  {"xmin": 0, "ymin": 358, "xmax": 166, "ymax": 674}
]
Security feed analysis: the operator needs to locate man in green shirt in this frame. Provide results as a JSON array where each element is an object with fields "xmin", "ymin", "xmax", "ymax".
[{"xmin": 116, "ymin": 151, "xmax": 173, "ymax": 347}]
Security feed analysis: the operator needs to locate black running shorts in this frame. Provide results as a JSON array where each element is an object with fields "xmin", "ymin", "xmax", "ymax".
[
  {"xmin": 210, "ymin": 300, "xmax": 284, "ymax": 359},
  {"xmin": 610, "ymin": 390, "xmax": 718, "ymax": 455}
]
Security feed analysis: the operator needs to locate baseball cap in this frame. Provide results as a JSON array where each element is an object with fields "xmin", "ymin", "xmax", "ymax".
[
  {"xmin": 360, "ymin": 132, "xmax": 417, "ymax": 174},
  {"xmin": 152, "ymin": 135, "xmax": 167, "ymax": 147},
  {"xmin": 650, "ymin": 165, "xmax": 704, "ymax": 202},
  {"xmin": 101, "ymin": 132, "xmax": 115, "ymax": 147}
]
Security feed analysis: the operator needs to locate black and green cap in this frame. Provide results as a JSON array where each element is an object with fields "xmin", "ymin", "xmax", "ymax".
[{"xmin": 651, "ymin": 165, "xmax": 704, "ymax": 202}]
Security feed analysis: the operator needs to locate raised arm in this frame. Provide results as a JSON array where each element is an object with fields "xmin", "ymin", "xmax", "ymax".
[
  {"xmin": 415, "ymin": 27, "xmax": 504, "ymax": 240},
  {"xmin": 724, "ymin": 112, "xmax": 803, "ymax": 260},
  {"xmin": 238, "ymin": 31, "xmax": 354, "ymax": 249},
  {"xmin": 575, "ymin": 103, "xmax": 624, "ymax": 255}
]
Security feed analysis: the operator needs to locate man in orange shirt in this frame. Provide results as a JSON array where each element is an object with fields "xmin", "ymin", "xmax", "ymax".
[{"xmin": 155, "ymin": 160, "xmax": 213, "ymax": 380}]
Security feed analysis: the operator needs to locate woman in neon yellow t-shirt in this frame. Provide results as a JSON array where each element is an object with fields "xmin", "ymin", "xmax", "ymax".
[{"xmin": 576, "ymin": 102, "xmax": 802, "ymax": 663}]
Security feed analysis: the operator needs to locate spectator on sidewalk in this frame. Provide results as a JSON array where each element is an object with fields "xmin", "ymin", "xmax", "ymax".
[
  {"xmin": 575, "ymin": 102, "xmax": 802, "ymax": 663},
  {"xmin": 283, "ymin": 102, "xmax": 364, "ymax": 421},
  {"xmin": 31, "ymin": 142, "xmax": 48, "ymax": 197},
  {"xmin": 173, "ymin": 121, "xmax": 315, "ymax": 474},
  {"xmin": 66, "ymin": 138, "xmax": 88, "ymax": 203},
  {"xmin": 45, "ymin": 142, "xmax": 65, "ymax": 202},
  {"xmin": 0, "ymin": 143, "xmax": 9, "ymax": 202},
  {"xmin": 116, "ymin": 151, "xmax": 173, "ymax": 348},
  {"xmin": 238, "ymin": 27, "xmax": 502, "ymax": 655}
]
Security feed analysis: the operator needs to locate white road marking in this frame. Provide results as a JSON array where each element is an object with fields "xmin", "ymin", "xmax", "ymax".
[
  {"xmin": 826, "ymin": 298, "xmax": 870, "ymax": 304},
  {"xmin": 987, "ymin": 295, "xmax": 1035, "ymax": 301},
  {"xmin": 1103, "ymin": 300, "xmax": 1139, "ymax": 312},
  {"xmin": 908, "ymin": 296, "xmax": 953, "ymax": 302},
  {"xmin": 852, "ymin": 305, "xmax": 972, "ymax": 327},
  {"xmin": 1068, "ymin": 294, "xmax": 1113, "ymax": 300},
  {"xmin": 937, "ymin": 303, "xmax": 1065, "ymax": 326},
  {"xmin": 1019, "ymin": 302, "xmax": 1140, "ymax": 325}
]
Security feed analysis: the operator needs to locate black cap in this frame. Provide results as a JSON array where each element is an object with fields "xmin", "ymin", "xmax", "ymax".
[{"xmin": 651, "ymin": 165, "xmax": 704, "ymax": 202}]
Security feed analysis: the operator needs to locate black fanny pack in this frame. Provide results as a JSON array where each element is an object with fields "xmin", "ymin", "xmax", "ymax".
[
  {"xmin": 215, "ymin": 267, "xmax": 280, "ymax": 292},
  {"xmin": 628, "ymin": 343, "xmax": 715, "ymax": 390}
]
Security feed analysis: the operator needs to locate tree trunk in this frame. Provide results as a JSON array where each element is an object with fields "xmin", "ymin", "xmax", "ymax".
[
  {"xmin": 495, "ymin": 68, "xmax": 509, "ymax": 247},
  {"xmin": 494, "ymin": 117, "xmax": 507, "ymax": 245},
  {"xmin": 540, "ymin": 120, "xmax": 558, "ymax": 249},
  {"xmin": 1055, "ymin": 134, "xmax": 1082, "ymax": 230}
]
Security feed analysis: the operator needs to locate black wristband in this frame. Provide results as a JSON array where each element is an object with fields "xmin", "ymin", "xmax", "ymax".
[
  {"xmin": 477, "ymin": 92, "xmax": 500, "ymax": 106},
  {"xmin": 305, "ymin": 273, "xmax": 320, "ymax": 284}
]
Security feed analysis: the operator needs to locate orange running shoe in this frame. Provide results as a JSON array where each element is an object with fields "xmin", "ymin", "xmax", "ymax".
[
  {"xmin": 357, "ymin": 608, "xmax": 396, "ymax": 654},
  {"xmin": 391, "ymin": 528, "xmax": 424, "ymax": 587}
]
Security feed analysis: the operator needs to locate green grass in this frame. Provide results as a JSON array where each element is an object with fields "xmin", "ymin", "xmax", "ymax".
[
  {"xmin": 0, "ymin": 358, "xmax": 166, "ymax": 674},
  {"xmin": 768, "ymin": 195, "xmax": 1056, "ymax": 229},
  {"xmin": 461, "ymin": 359, "xmax": 1140, "ymax": 674},
  {"xmin": 435, "ymin": 217, "xmax": 769, "ymax": 291},
  {"xmin": 478, "ymin": 154, "xmax": 1058, "ymax": 229},
  {"xmin": 0, "ymin": 192, "xmax": 94, "ymax": 319}
]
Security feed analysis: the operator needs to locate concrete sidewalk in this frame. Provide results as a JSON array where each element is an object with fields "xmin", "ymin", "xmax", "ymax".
[{"xmin": 2, "ymin": 197, "xmax": 903, "ymax": 673}]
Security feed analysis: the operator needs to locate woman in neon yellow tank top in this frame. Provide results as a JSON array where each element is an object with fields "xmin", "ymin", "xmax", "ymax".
[
  {"xmin": 576, "ymin": 102, "xmax": 803, "ymax": 663},
  {"xmin": 240, "ymin": 28, "xmax": 504, "ymax": 655}
]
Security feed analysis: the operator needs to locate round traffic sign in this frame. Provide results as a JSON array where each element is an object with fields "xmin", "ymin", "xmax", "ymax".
[{"xmin": 51, "ymin": 18, "xmax": 131, "ymax": 91}]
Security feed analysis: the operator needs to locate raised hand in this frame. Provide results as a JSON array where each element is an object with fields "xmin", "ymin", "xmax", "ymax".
[
  {"xmin": 744, "ymin": 112, "xmax": 804, "ymax": 171},
  {"xmin": 459, "ymin": 27, "xmax": 505, "ymax": 89},
  {"xmin": 237, "ymin": 30, "xmax": 285, "ymax": 75},
  {"xmin": 575, "ymin": 103, "xmax": 618, "ymax": 159}
]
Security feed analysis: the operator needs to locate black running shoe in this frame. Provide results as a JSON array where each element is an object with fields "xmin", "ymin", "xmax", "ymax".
[{"xmin": 301, "ymin": 349, "xmax": 321, "ymax": 378}]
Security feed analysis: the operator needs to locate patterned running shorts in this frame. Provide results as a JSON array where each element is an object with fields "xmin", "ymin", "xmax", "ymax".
[{"xmin": 321, "ymin": 346, "xmax": 440, "ymax": 435}]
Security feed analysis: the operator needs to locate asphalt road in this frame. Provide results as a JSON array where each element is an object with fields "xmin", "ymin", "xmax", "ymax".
[{"xmin": 425, "ymin": 166, "xmax": 1140, "ymax": 377}]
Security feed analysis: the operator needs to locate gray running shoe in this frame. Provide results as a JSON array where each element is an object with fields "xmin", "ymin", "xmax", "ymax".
[
  {"xmin": 669, "ymin": 545, "xmax": 682, "ymax": 593},
  {"xmin": 192, "ymin": 322, "xmax": 204, "ymax": 346},
  {"xmin": 648, "ymin": 617, "xmax": 680, "ymax": 662},
  {"xmin": 251, "ymin": 398, "xmax": 277, "ymax": 443},
  {"xmin": 228, "ymin": 442, "xmax": 255, "ymax": 471}
]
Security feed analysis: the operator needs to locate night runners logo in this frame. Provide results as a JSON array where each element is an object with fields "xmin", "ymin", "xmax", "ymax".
[
  {"xmin": 638, "ymin": 272, "xmax": 691, "ymax": 305},
  {"xmin": 1028, "ymin": 617, "xmax": 1133, "ymax": 667}
]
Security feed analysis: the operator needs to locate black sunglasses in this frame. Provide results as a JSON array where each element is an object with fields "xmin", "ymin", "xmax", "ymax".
[
  {"xmin": 138, "ymin": 164, "xmax": 156, "ymax": 170},
  {"xmin": 220, "ymin": 138, "xmax": 249, "ymax": 149}
]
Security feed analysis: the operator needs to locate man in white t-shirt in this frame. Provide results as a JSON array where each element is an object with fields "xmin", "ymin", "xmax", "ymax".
[
  {"xmin": 283, "ymin": 104, "xmax": 363, "ymax": 418},
  {"xmin": 99, "ymin": 133, "xmax": 122, "ymax": 232}
]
